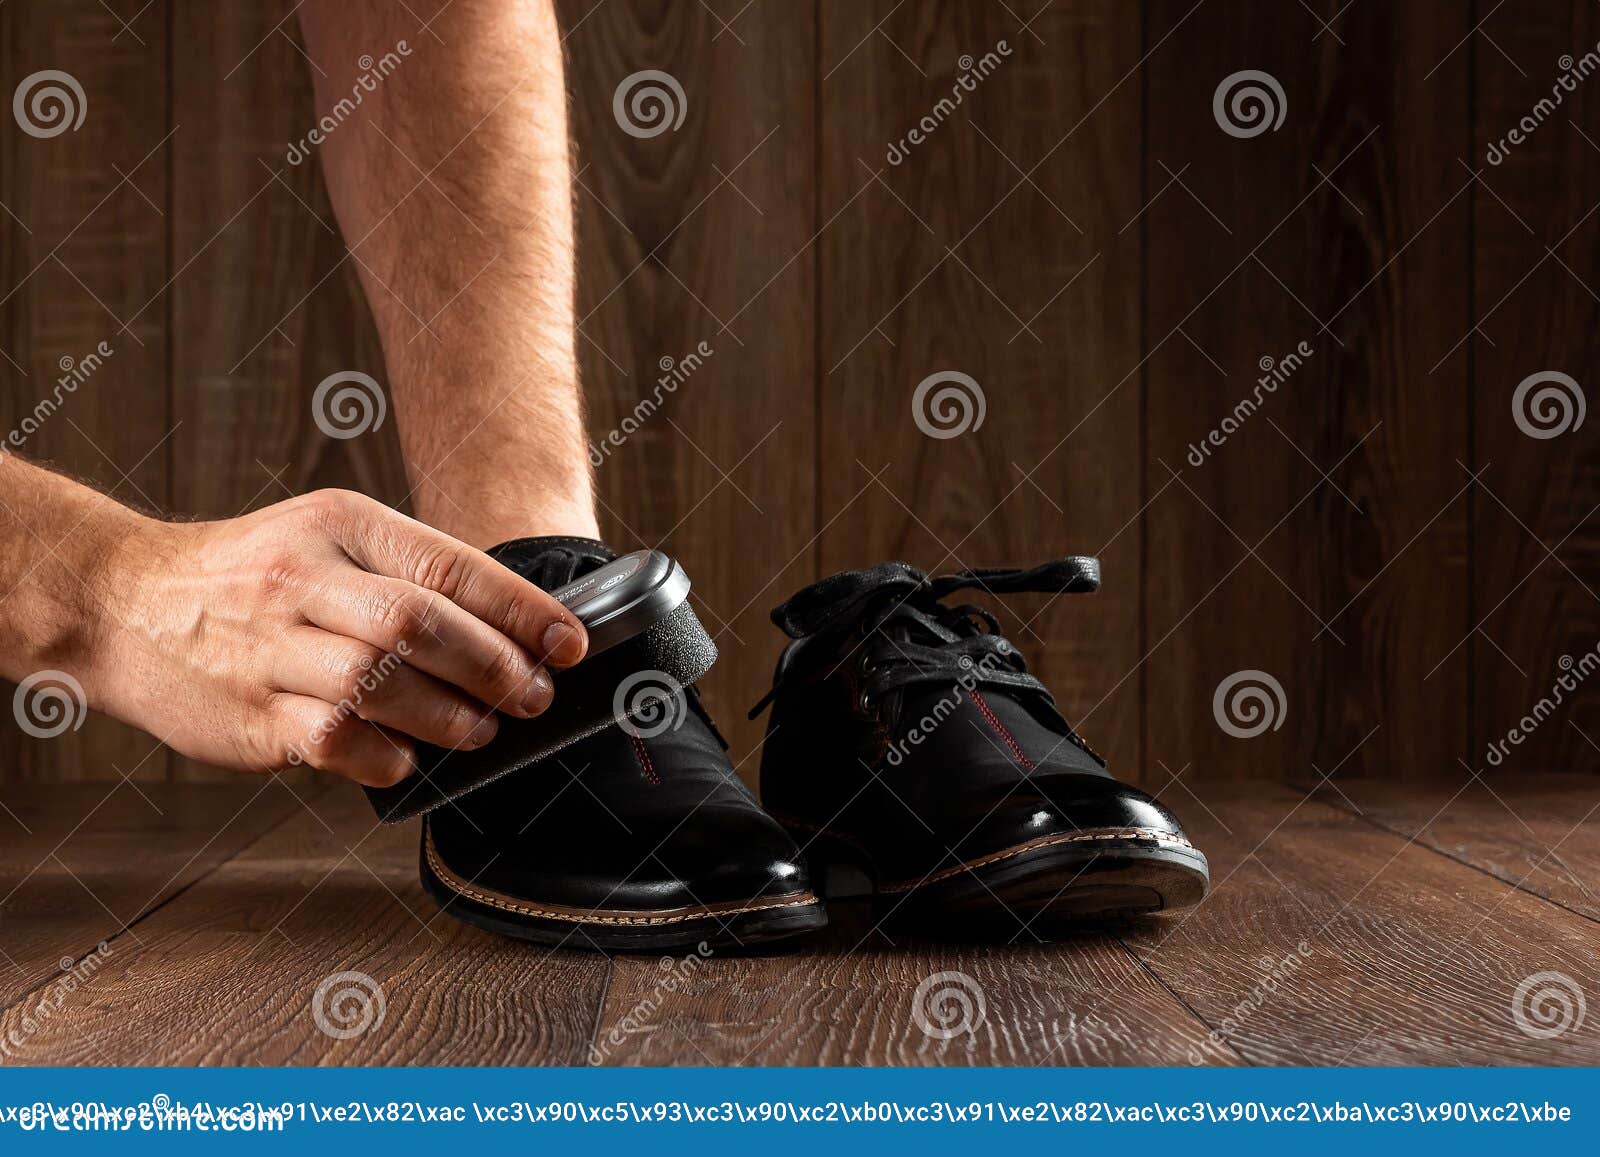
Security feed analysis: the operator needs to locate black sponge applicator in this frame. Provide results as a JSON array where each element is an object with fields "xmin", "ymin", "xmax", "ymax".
[{"xmin": 363, "ymin": 537, "xmax": 717, "ymax": 823}]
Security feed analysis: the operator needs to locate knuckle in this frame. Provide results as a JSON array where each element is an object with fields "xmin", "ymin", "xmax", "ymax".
[
  {"xmin": 259, "ymin": 554, "xmax": 305, "ymax": 597},
  {"xmin": 242, "ymin": 710, "xmax": 293, "ymax": 771},
  {"xmin": 499, "ymin": 593, "xmax": 550, "ymax": 640},
  {"xmin": 307, "ymin": 712, "xmax": 362, "ymax": 762},
  {"xmin": 375, "ymin": 589, "xmax": 439, "ymax": 646},
  {"xmin": 332, "ymin": 646, "xmax": 389, "ymax": 706},
  {"xmin": 410, "ymin": 543, "xmax": 471, "ymax": 599},
  {"xmin": 291, "ymin": 488, "xmax": 386, "ymax": 540},
  {"xmin": 291, "ymin": 488, "xmax": 356, "ymax": 524},
  {"xmin": 438, "ymin": 698, "xmax": 481, "ymax": 744},
  {"xmin": 266, "ymin": 711, "xmax": 333, "ymax": 771},
  {"xmin": 476, "ymin": 643, "xmax": 525, "ymax": 694}
]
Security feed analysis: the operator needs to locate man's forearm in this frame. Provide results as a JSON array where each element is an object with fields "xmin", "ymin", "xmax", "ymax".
[
  {"xmin": 0, "ymin": 454, "xmax": 151, "ymax": 689},
  {"xmin": 299, "ymin": 0, "xmax": 596, "ymax": 548}
]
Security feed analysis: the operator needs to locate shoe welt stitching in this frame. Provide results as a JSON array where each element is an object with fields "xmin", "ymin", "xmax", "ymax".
[
  {"xmin": 773, "ymin": 816, "xmax": 1196, "ymax": 893},
  {"xmin": 876, "ymin": 827, "xmax": 1198, "ymax": 893},
  {"xmin": 423, "ymin": 823, "xmax": 819, "ymax": 927}
]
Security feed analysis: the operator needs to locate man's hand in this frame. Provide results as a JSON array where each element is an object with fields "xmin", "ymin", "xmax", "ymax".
[{"xmin": 8, "ymin": 476, "xmax": 587, "ymax": 788}]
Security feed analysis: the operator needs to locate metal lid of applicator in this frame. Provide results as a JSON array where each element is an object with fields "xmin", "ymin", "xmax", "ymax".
[{"xmin": 547, "ymin": 549, "xmax": 690, "ymax": 657}]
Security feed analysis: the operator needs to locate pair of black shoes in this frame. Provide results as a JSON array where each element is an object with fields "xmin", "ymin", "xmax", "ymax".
[{"xmin": 419, "ymin": 537, "xmax": 1209, "ymax": 952}]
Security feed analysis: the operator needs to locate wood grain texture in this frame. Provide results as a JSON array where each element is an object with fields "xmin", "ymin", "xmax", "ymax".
[
  {"xmin": 0, "ymin": 785, "xmax": 608, "ymax": 1064},
  {"xmin": 558, "ymin": 0, "xmax": 816, "ymax": 767},
  {"xmin": 0, "ymin": 781, "xmax": 301, "ymax": 1010},
  {"xmin": 1143, "ymin": 0, "xmax": 1473, "ymax": 785},
  {"xmin": 170, "ymin": 0, "xmax": 405, "ymax": 524},
  {"xmin": 0, "ymin": 0, "xmax": 173, "ymax": 783},
  {"xmin": 818, "ymin": 1, "xmax": 1146, "ymax": 779},
  {"xmin": 1468, "ymin": 1, "xmax": 1600, "ymax": 773},
  {"xmin": 592, "ymin": 904, "xmax": 1236, "ymax": 1065},
  {"xmin": 4, "ymin": 776, "xmax": 1599, "ymax": 1064},
  {"xmin": 0, "ymin": 2, "xmax": 1596, "ymax": 792},
  {"xmin": 1314, "ymin": 773, "xmax": 1600, "ymax": 924},
  {"xmin": 1134, "ymin": 779, "xmax": 1600, "ymax": 1064}
]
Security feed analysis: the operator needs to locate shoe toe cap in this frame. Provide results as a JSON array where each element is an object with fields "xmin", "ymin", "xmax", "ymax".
[
  {"xmin": 646, "ymin": 800, "xmax": 814, "ymax": 905},
  {"xmin": 982, "ymin": 772, "xmax": 1193, "ymax": 848}
]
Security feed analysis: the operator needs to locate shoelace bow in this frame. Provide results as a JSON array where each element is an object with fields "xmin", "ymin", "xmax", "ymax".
[{"xmin": 748, "ymin": 556, "xmax": 1100, "ymax": 720}]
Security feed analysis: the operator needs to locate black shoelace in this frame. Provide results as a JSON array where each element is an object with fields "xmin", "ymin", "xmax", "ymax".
[
  {"xmin": 748, "ymin": 557, "xmax": 1101, "ymax": 724},
  {"xmin": 491, "ymin": 544, "xmax": 607, "ymax": 592}
]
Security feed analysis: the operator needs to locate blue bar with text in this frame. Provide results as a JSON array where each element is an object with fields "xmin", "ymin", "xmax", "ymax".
[{"xmin": 0, "ymin": 1067, "xmax": 1592, "ymax": 1154}]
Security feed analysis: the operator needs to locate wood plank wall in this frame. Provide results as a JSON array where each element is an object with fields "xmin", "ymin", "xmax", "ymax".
[{"xmin": 0, "ymin": 0, "xmax": 1595, "ymax": 787}]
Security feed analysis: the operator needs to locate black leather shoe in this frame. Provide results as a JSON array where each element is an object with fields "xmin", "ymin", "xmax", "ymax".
[
  {"xmin": 421, "ymin": 536, "xmax": 826, "ymax": 952},
  {"xmin": 751, "ymin": 558, "xmax": 1208, "ymax": 929}
]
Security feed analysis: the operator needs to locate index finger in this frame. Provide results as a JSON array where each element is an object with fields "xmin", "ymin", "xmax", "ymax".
[{"xmin": 330, "ymin": 500, "xmax": 588, "ymax": 668}]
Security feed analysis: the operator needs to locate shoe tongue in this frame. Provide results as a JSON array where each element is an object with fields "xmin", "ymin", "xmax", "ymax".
[{"xmin": 486, "ymin": 535, "xmax": 617, "ymax": 590}]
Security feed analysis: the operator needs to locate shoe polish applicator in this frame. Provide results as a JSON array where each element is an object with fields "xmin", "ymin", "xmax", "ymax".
[{"xmin": 364, "ymin": 549, "xmax": 716, "ymax": 822}]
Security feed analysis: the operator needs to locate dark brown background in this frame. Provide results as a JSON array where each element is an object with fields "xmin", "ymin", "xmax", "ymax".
[{"xmin": 1, "ymin": 0, "xmax": 1596, "ymax": 791}]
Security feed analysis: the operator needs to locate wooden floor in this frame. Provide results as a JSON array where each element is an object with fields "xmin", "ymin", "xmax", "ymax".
[{"xmin": 1, "ymin": 774, "xmax": 1597, "ymax": 1065}]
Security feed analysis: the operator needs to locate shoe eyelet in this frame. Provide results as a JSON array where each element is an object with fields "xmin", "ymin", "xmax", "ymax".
[
  {"xmin": 856, "ymin": 689, "xmax": 875, "ymax": 715},
  {"xmin": 857, "ymin": 652, "xmax": 877, "ymax": 675}
]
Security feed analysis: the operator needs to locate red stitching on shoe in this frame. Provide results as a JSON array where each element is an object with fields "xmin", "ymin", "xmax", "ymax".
[
  {"xmin": 630, "ymin": 733, "xmax": 659, "ymax": 785},
  {"xmin": 970, "ymin": 688, "xmax": 1034, "ymax": 770}
]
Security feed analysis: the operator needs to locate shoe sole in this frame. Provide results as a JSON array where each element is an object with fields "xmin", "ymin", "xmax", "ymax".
[
  {"xmin": 420, "ymin": 825, "xmax": 828, "ymax": 953},
  {"xmin": 789, "ymin": 823, "xmax": 1209, "ymax": 929}
]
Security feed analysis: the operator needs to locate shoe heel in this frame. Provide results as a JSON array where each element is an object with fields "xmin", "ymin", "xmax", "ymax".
[{"xmin": 783, "ymin": 822, "xmax": 875, "ymax": 901}]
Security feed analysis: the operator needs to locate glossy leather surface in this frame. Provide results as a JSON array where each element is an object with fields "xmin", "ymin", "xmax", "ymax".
[
  {"xmin": 426, "ymin": 537, "xmax": 814, "ymax": 922},
  {"xmin": 757, "ymin": 575, "xmax": 1197, "ymax": 887}
]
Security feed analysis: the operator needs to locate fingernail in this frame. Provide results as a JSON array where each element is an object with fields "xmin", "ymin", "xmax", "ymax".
[
  {"xmin": 463, "ymin": 713, "xmax": 499, "ymax": 749},
  {"xmin": 541, "ymin": 621, "xmax": 586, "ymax": 667},
  {"xmin": 522, "ymin": 667, "xmax": 554, "ymax": 716}
]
